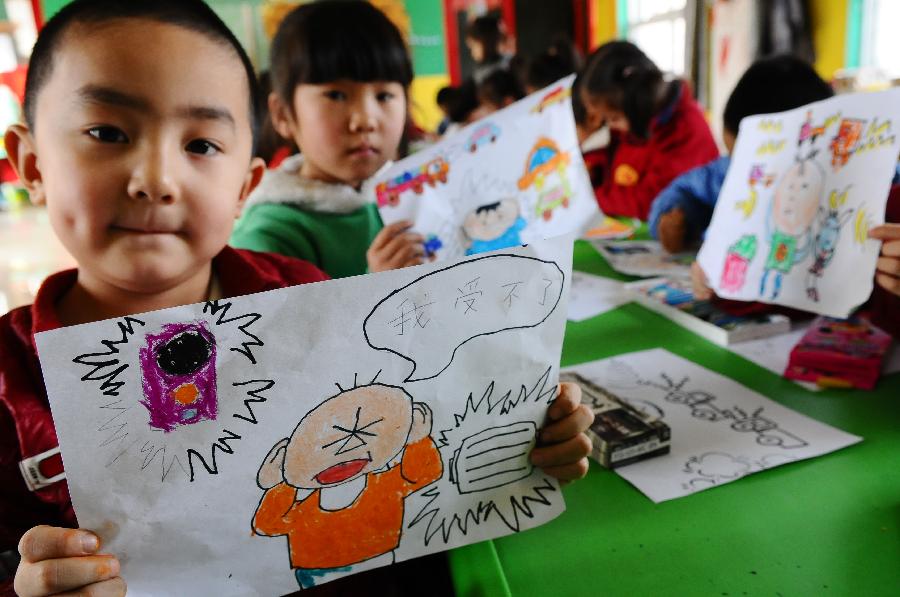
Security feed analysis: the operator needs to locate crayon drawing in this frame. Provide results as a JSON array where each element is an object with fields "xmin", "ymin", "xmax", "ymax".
[{"xmin": 698, "ymin": 88, "xmax": 900, "ymax": 317}]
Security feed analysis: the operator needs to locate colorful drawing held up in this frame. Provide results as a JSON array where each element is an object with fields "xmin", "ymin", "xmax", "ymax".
[
  {"xmin": 34, "ymin": 236, "xmax": 573, "ymax": 595},
  {"xmin": 375, "ymin": 76, "xmax": 600, "ymax": 261},
  {"xmin": 697, "ymin": 89, "xmax": 900, "ymax": 317}
]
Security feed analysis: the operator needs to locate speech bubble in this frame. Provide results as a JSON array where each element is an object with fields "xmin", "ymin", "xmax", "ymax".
[{"xmin": 363, "ymin": 254, "xmax": 565, "ymax": 382}]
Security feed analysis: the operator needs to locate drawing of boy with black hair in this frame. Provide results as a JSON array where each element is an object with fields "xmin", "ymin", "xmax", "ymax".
[
  {"xmin": 252, "ymin": 383, "xmax": 442, "ymax": 589},
  {"xmin": 463, "ymin": 199, "xmax": 527, "ymax": 255}
]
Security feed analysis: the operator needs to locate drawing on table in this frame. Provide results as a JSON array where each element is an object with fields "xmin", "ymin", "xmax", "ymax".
[
  {"xmin": 463, "ymin": 199, "xmax": 527, "ymax": 255},
  {"xmin": 681, "ymin": 451, "xmax": 800, "ymax": 491},
  {"xmin": 139, "ymin": 321, "xmax": 218, "ymax": 432},
  {"xmin": 806, "ymin": 188, "xmax": 854, "ymax": 301},
  {"xmin": 252, "ymin": 378, "xmax": 442, "ymax": 589},
  {"xmin": 517, "ymin": 137, "xmax": 573, "ymax": 221},
  {"xmin": 409, "ymin": 366, "xmax": 559, "ymax": 545}
]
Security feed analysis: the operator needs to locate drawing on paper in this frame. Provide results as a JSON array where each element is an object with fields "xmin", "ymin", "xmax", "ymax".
[
  {"xmin": 409, "ymin": 367, "xmax": 559, "ymax": 545},
  {"xmin": 829, "ymin": 118, "xmax": 865, "ymax": 169},
  {"xmin": 375, "ymin": 156, "xmax": 450, "ymax": 207},
  {"xmin": 252, "ymin": 378, "xmax": 442, "ymax": 589},
  {"xmin": 806, "ymin": 188, "xmax": 854, "ymax": 301},
  {"xmin": 720, "ymin": 234, "xmax": 757, "ymax": 292},
  {"xmin": 467, "ymin": 122, "xmax": 501, "ymax": 152},
  {"xmin": 736, "ymin": 164, "xmax": 774, "ymax": 218},
  {"xmin": 463, "ymin": 199, "xmax": 527, "ymax": 255},
  {"xmin": 531, "ymin": 85, "xmax": 571, "ymax": 113},
  {"xmin": 517, "ymin": 137, "xmax": 573, "ymax": 221},
  {"xmin": 139, "ymin": 321, "xmax": 218, "ymax": 432}
]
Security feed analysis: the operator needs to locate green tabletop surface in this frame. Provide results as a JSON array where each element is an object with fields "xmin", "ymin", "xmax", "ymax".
[{"xmin": 448, "ymin": 240, "xmax": 900, "ymax": 597}]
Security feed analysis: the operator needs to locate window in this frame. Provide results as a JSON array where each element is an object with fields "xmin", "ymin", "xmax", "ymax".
[
  {"xmin": 860, "ymin": 0, "xmax": 900, "ymax": 80},
  {"xmin": 626, "ymin": 0, "xmax": 687, "ymax": 75}
]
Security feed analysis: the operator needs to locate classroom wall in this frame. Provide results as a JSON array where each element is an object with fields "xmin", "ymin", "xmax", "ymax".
[{"xmin": 809, "ymin": 0, "xmax": 848, "ymax": 80}]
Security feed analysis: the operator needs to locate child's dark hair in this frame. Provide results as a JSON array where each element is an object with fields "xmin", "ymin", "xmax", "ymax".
[
  {"xmin": 477, "ymin": 69, "xmax": 524, "ymax": 107},
  {"xmin": 23, "ymin": 0, "xmax": 259, "ymax": 147},
  {"xmin": 723, "ymin": 54, "xmax": 834, "ymax": 135},
  {"xmin": 580, "ymin": 40, "xmax": 664, "ymax": 139},
  {"xmin": 526, "ymin": 38, "xmax": 581, "ymax": 90},
  {"xmin": 466, "ymin": 14, "xmax": 504, "ymax": 62},
  {"xmin": 445, "ymin": 81, "xmax": 479, "ymax": 123},
  {"xmin": 270, "ymin": 1, "xmax": 412, "ymax": 110}
]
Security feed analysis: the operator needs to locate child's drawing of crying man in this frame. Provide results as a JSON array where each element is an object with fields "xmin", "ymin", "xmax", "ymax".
[{"xmin": 252, "ymin": 383, "xmax": 442, "ymax": 589}]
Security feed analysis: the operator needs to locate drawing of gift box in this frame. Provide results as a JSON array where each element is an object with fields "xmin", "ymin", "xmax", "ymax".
[
  {"xmin": 139, "ymin": 321, "xmax": 218, "ymax": 432},
  {"xmin": 720, "ymin": 234, "xmax": 757, "ymax": 292}
]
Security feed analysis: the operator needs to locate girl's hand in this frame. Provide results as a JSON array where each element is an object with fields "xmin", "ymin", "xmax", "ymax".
[
  {"xmin": 657, "ymin": 207, "xmax": 687, "ymax": 254},
  {"xmin": 869, "ymin": 224, "xmax": 900, "ymax": 297},
  {"xmin": 691, "ymin": 261, "xmax": 714, "ymax": 301},
  {"xmin": 367, "ymin": 220, "xmax": 425, "ymax": 272},
  {"xmin": 14, "ymin": 526, "xmax": 125, "ymax": 597},
  {"xmin": 530, "ymin": 382, "xmax": 594, "ymax": 483}
]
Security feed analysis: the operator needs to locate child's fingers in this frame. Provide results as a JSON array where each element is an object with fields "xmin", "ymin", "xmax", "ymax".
[
  {"xmin": 867, "ymin": 224, "xmax": 900, "ymax": 241},
  {"xmin": 386, "ymin": 241, "xmax": 425, "ymax": 269},
  {"xmin": 530, "ymin": 434, "xmax": 592, "ymax": 468},
  {"xmin": 875, "ymin": 256, "xmax": 900, "ymax": 276},
  {"xmin": 546, "ymin": 382, "xmax": 582, "ymax": 420},
  {"xmin": 381, "ymin": 232, "xmax": 424, "ymax": 260},
  {"xmin": 51, "ymin": 576, "xmax": 127, "ymax": 597},
  {"xmin": 880, "ymin": 240, "xmax": 900, "ymax": 258},
  {"xmin": 371, "ymin": 220, "xmax": 412, "ymax": 250},
  {"xmin": 691, "ymin": 261, "xmax": 713, "ymax": 300},
  {"xmin": 876, "ymin": 272, "xmax": 900, "ymax": 296},
  {"xmin": 539, "ymin": 459, "xmax": 590, "ymax": 482},
  {"xmin": 14, "ymin": 555, "xmax": 120, "ymax": 596},
  {"xmin": 19, "ymin": 526, "xmax": 99, "ymax": 562},
  {"xmin": 539, "ymin": 405, "xmax": 593, "ymax": 444}
]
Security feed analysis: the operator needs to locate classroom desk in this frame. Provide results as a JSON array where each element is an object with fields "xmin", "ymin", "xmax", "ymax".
[{"xmin": 448, "ymin": 240, "xmax": 900, "ymax": 597}]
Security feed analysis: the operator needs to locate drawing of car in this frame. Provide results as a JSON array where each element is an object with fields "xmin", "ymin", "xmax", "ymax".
[
  {"xmin": 530, "ymin": 85, "xmax": 571, "ymax": 114},
  {"xmin": 375, "ymin": 157, "xmax": 450, "ymax": 207},
  {"xmin": 517, "ymin": 137, "xmax": 572, "ymax": 221},
  {"xmin": 467, "ymin": 122, "xmax": 501, "ymax": 152}
]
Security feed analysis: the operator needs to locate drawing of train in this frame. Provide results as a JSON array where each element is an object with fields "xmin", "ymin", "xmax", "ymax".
[
  {"xmin": 376, "ymin": 157, "xmax": 450, "ymax": 207},
  {"xmin": 530, "ymin": 85, "xmax": 571, "ymax": 114}
]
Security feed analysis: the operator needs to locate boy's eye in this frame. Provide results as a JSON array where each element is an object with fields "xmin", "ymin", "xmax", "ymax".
[
  {"xmin": 87, "ymin": 126, "xmax": 128, "ymax": 143},
  {"xmin": 185, "ymin": 139, "xmax": 221, "ymax": 156},
  {"xmin": 324, "ymin": 90, "xmax": 347, "ymax": 101}
]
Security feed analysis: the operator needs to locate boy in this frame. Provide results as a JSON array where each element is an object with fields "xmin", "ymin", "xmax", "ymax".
[{"xmin": 1, "ymin": 2, "xmax": 593, "ymax": 595}]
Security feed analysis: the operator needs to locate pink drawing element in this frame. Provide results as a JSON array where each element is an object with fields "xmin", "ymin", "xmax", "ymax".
[{"xmin": 720, "ymin": 252, "xmax": 750, "ymax": 293}]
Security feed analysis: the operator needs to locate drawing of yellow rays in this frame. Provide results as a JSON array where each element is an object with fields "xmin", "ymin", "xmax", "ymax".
[
  {"xmin": 829, "ymin": 188, "xmax": 849, "ymax": 209},
  {"xmin": 854, "ymin": 209, "xmax": 870, "ymax": 245},
  {"xmin": 736, "ymin": 190, "xmax": 757, "ymax": 219},
  {"xmin": 867, "ymin": 119, "xmax": 891, "ymax": 137},
  {"xmin": 756, "ymin": 140, "xmax": 785, "ymax": 156},
  {"xmin": 757, "ymin": 119, "xmax": 783, "ymax": 133},
  {"xmin": 823, "ymin": 113, "xmax": 841, "ymax": 129}
]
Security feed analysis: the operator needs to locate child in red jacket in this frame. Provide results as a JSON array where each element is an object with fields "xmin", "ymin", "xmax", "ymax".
[
  {"xmin": 1, "ymin": 3, "xmax": 594, "ymax": 595},
  {"xmin": 578, "ymin": 41, "xmax": 719, "ymax": 220}
]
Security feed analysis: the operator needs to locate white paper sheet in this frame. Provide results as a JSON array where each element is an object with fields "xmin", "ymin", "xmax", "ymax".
[
  {"xmin": 566, "ymin": 271, "xmax": 630, "ymax": 321},
  {"xmin": 591, "ymin": 240, "xmax": 695, "ymax": 278},
  {"xmin": 565, "ymin": 349, "xmax": 861, "ymax": 502},
  {"xmin": 728, "ymin": 325, "xmax": 821, "ymax": 391},
  {"xmin": 35, "ymin": 237, "xmax": 573, "ymax": 595},
  {"xmin": 374, "ymin": 76, "xmax": 599, "ymax": 261},
  {"xmin": 697, "ymin": 88, "xmax": 900, "ymax": 318}
]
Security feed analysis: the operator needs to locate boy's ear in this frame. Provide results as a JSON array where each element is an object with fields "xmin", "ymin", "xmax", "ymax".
[
  {"xmin": 236, "ymin": 156, "xmax": 266, "ymax": 217},
  {"xmin": 5, "ymin": 124, "xmax": 46, "ymax": 205},
  {"xmin": 268, "ymin": 92, "xmax": 296, "ymax": 141}
]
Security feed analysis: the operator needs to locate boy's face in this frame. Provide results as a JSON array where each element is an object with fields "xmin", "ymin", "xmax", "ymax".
[
  {"xmin": 10, "ymin": 19, "xmax": 263, "ymax": 297},
  {"xmin": 773, "ymin": 160, "xmax": 823, "ymax": 235},
  {"xmin": 463, "ymin": 199, "xmax": 519, "ymax": 241},
  {"xmin": 270, "ymin": 80, "xmax": 407, "ymax": 188}
]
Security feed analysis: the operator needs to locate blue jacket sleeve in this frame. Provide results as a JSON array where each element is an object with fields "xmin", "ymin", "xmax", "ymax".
[{"xmin": 649, "ymin": 156, "xmax": 730, "ymax": 243}]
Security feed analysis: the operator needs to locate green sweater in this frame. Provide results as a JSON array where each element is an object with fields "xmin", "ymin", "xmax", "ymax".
[{"xmin": 230, "ymin": 155, "xmax": 383, "ymax": 279}]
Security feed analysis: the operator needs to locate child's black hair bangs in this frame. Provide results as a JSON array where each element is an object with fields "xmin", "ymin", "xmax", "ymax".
[{"xmin": 304, "ymin": 27, "xmax": 413, "ymax": 87}]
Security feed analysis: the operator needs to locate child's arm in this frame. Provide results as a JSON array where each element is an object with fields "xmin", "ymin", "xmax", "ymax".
[
  {"xmin": 690, "ymin": 261, "xmax": 715, "ymax": 301},
  {"xmin": 367, "ymin": 220, "xmax": 425, "ymax": 272},
  {"xmin": 530, "ymin": 383, "xmax": 594, "ymax": 482},
  {"xmin": 14, "ymin": 526, "xmax": 124, "ymax": 597},
  {"xmin": 869, "ymin": 224, "xmax": 900, "ymax": 297}
]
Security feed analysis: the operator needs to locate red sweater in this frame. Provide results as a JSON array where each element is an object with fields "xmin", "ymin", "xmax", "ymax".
[
  {"xmin": 594, "ymin": 81, "xmax": 719, "ymax": 220},
  {"xmin": 0, "ymin": 247, "xmax": 326, "ymax": 591}
]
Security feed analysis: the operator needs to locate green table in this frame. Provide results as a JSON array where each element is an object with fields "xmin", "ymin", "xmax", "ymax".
[{"xmin": 448, "ymin": 240, "xmax": 900, "ymax": 596}]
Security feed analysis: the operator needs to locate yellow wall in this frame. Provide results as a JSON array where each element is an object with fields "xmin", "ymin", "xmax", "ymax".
[
  {"xmin": 591, "ymin": 0, "xmax": 617, "ymax": 48},
  {"xmin": 809, "ymin": 0, "xmax": 848, "ymax": 80},
  {"xmin": 410, "ymin": 74, "xmax": 451, "ymax": 132}
]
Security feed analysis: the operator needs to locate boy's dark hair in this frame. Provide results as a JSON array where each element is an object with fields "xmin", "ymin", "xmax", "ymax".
[
  {"xmin": 23, "ymin": 0, "xmax": 260, "ymax": 148},
  {"xmin": 436, "ymin": 86, "xmax": 455, "ymax": 108},
  {"xmin": 581, "ymin": 40, "xmax": 664, "ymax": 139},
  {"xmin": 570, "ymin": 74, "xmax": 586, "ymax": 126},
  {"xmin": 526, "ymin": 38, "xmax": 581, "ymax": 90},
  {"xmin": 723, "ymin": 54, "xmax": 834, "ymax": 135},
  {"xmin": 270, "ymin": 1, "xmax": 412, "ymax": 110},
  {"xmin": 466, "ymin": 14, "xmax": 504, "ymax": 62},
  {"xmin": 446, "ymin": 81, "xmax": 479, "ymax": 123},
  {"xmin": 477, "ymin": 68, "xmax": 524, "ymax": 108}
]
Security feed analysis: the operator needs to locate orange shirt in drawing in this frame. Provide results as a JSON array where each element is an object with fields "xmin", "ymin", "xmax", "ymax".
[{"xmin": 252, "ymin": 436, "xmax": 442, "ymax": 570}]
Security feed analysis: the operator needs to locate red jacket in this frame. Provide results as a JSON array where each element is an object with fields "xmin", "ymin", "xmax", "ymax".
[
  {"xmin": 870, "ymin": 185, "xmax": 900, "ymax": 336},
  {"xmin": 594, "ymin": 81, "xmax": 719, "ymax": 220},
  {"xmin": 0, "ymin": 247, "xmax": 327, "ymax": 591}
]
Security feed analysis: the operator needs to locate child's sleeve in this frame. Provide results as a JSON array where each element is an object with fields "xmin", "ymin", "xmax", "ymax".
[
  {"xmin": 397, "ymin": 437, "xmax": 443, "ymax": 494},
  {"xmin": 252, "ymin": 483, "xmax": 301, "ymax": 536},
  {"xmin": 648, "ymin": 156, "xmax": 730, "ymax": 242}
]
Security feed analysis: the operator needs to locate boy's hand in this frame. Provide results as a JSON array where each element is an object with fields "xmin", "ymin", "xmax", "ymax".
[
  {"xmin": 869, "ymin": 224, "xmax": 900, "ymax": 297},
  {"xmin": 530, "ymin": 382, "xmax": 593, "ymax": 482},
  {"xmin": 367, "ymin": 220, "xmax": 425, "ymax": 272},
  {"xmin": 14, "ymin": 526, "xmax": 125, "ymax": 597},
  {"xmin": 691, "ymin": 261, "xmax": 714, "ymax": 301},
  {"xmin": 658, "ymin": 207, "xmax": 687, "ymax": 254}
]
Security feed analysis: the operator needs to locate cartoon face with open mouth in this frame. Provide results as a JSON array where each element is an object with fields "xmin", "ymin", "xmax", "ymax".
[{"xmin": 273, "ymin": 384, "xmax": 417, "ymax": 490}]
